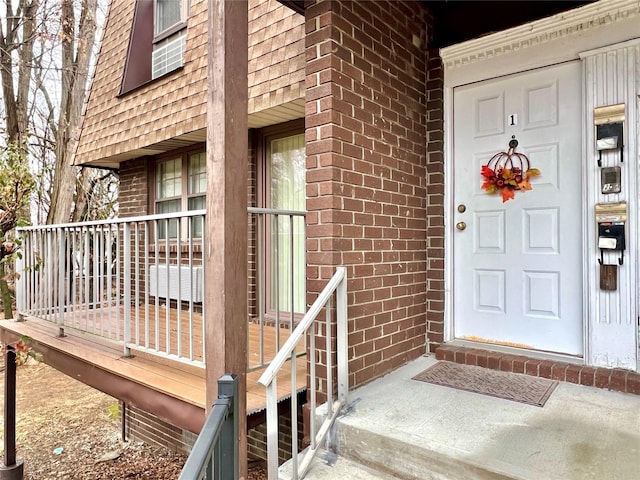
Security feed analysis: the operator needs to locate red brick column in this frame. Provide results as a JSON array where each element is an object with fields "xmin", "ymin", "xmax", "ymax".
[
  {"xmin": 425, "ymin": 49, "xmax": 445, "ymax": 351},
  {"xmin": 305, "ymin": 0, "xmax": 431, "ymax": 391}
]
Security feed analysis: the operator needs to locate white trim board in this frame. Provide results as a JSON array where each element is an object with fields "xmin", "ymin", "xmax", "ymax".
[{"xmin": 440, "ymin": 0, "xmax": 640, "ymax": 88}]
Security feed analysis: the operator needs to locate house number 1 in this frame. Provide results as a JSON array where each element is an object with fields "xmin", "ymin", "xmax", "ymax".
[{"xmin": 509, "ymin": 114, "xmax": 518, "ymax": 126}]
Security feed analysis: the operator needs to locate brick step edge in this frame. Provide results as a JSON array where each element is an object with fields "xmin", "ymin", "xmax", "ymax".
[{"xmin": 435, "ymin": 345, "xmax": 640, "ymax": 395}]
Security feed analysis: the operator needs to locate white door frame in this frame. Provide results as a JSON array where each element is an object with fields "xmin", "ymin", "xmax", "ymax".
[{"xmin": 440, "ymin": 0, "xmax": 640, "ymax": 366}]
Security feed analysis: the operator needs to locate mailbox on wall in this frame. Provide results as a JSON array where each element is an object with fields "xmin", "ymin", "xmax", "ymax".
[
  {"xmin": 595, "ymin": 202, "xmax": 627, "ymax": 290},
  {"xmin": 594, "ymin": 103, "xmax": 625, "ymax": 166},
  {"xmin": 598, "ymin": 223, "xmax": 625, "ymax": 252}
]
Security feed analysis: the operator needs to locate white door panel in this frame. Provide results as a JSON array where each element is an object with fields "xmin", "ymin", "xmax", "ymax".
[{"xmin": 453, "ymin": 62, "xmax": 583, "ymax": 355}]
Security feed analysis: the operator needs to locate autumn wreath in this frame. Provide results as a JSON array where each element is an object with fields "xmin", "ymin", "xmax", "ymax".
[{"xmin": 481, "ymin": 136, "xmax": 539, "ymax": 203}]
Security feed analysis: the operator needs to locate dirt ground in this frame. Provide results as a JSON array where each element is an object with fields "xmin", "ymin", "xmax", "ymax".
[{"xmin": 0, "ymin": 356, "xmax": 267, "ymax": 479}]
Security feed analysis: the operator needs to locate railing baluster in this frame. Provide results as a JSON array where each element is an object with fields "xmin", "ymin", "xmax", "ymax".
[
  {"xmin": 309, "ymin": 320, "xmax": 316, "ymax": 451},
  {"xmin": 188, "ymin": 216, "xmax": 193, "ymax": 361},
  {"xmin": 326, "ymin": 295, "xmax": 333, "ymax": 425},
  {"xmin": 266, "ymin": 380, "xmax": 279, "ymax": 480},
  {"xmin": 69, "ymin": 229, "xmax": 76, "ymax": 321},
  {"xmin": 257, "ymin": 213, "xmax": 265, "ymax": 367},
  {"xmin": 99, "ymin": 227, "xmax": 105, "ymax": 335},
  {"xmin": 107, "ymin": 226, "xmax": 114, "ymax": 338},
  {"xmin": 92, "ymin": 225, "xmax": 99, "ymax": 332},
  {"xmin": 288, "ymin": 214, "xmax": 298, "ymax": 480},
  {"xmin": 124, "ymin": 222, "xmax": 132, "ymax": 357},
  {"xmin": 145, "ymin": 221, "xmax": 150, "ymax": 351},
  {"xmin": 337, "ymin": 269, "xmax": 348, "ymax": 405},
  {"xmin": 177, "ymin": 217, "xmax": 182, "ymax": 359},
  {"xmin": 274, "ymin": 214, "xmax": 280, "ymax": 350},
  {"xmin": 84, "ymin": 228, "xmax": 90, "ymax": 327},
  {"xmin": 154, "ymin": 219, "xmax": 160, "ymax": 352},
  {"xmin": 201, "ymin": 217, "xmax": 206, "ymax": 364},
  {"xmin": 165, "ymin": 221, "xmax": 170, "ymax": 355},
  {"xmin": 15, "ymin": 230, "xmax": 25, "ymax": 318},
  {"xmin": 122, "ymin": 223, "xmax": 127, "ymax": 345},
  {"xmin": 133, "ymin": 222, "xmax": 139, "ymax": 347},
  {"xmin": 45, "ymin": 228, "xmax": 51, "ymax": 321},
  {"xmin": 289, "ymin": 214, "xmax": 295, "ymax": 332}
]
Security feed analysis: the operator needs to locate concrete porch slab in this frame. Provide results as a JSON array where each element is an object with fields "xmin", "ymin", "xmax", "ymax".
[{"xmin": 300, "ymin": 355, "xmax": 640, "ymax": 480}]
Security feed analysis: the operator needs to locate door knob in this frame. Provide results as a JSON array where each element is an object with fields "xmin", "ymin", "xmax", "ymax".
[{"xmin": 456, "ymin": 221, "xmax": 467, "ymax": 231}]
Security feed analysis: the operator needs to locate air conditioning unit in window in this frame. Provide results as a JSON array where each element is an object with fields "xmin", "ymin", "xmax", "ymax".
[
  {"xmin": 149, "ymin": 265, "xmax": 203, "ymax": 303},
  {"xmin": 152, "ymin": 34, "xmax": 186, "ymax": 79}
]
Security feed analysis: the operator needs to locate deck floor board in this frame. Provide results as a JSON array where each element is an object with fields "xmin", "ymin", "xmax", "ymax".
[{"xmin": 0, "ymin": 313, "xmax": 306, "ymax": 416}]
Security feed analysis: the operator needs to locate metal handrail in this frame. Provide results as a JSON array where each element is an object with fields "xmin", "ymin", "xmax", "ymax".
[
  {"xmin": 258, "ymin": 268, "xmax": 345, "ymax": 386},
  {"xmin": 16, "ymin": 209, "xmax": 207, "ymax": 231},
  {"xmin": 258, "ymin": 266, "xmax": 348, "ymax": 480},
  {"xmin": 179, "ymin": 375, "xmax": 238, "ymax": 480}
]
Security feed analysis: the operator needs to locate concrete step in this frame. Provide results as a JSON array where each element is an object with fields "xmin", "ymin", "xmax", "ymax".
[
  {"xmin": 279, "ymin": 449, "xmax": 402, "ymax": 480},
  {"xmin": 290, "ymin": 355, "xmax": 640, "ymax": 480}
]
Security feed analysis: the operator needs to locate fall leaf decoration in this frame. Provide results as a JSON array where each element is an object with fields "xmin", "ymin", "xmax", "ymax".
[{"xmin": 481, "ymin": 136, "xmax": 540, "ymax": 203}]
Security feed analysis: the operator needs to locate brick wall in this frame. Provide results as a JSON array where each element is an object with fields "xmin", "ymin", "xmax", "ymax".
[
  {"xmin": 124, "ymin": 403, "xmax": 196, "ymax": 454},
  {"xmin": 305, "ymin": 0, "xmax": 431, "ymax": 392},
  {"xmin": 425, "ymin": 49, "xmax": 445, "ymax": 351},
  {"xmin": 124, "ymin": 402, "xmax": 301, "ymax": 465},
  {"xmin": 247, "ymin": 407, "xmax": 303, "ymax": 465},
  {"xmin": 118, "ymin": 158, "xmax": 149, "ymax": 218}
]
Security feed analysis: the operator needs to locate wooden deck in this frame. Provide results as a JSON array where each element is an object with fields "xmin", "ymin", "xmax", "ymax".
[
  {"xmin": 26, "ymin": 303, "xmax": 304, "ymax": 370},
  {"xmin": 0, "ymin": 311, "xmax": 306, "ymax": 433}
]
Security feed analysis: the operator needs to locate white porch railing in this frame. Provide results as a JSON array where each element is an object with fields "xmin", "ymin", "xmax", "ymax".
[
  {"xmin": 258, "ymin": 266, "xmax": 348, "ymax": 480},
  {"xmin": 248, "ymin": 207, "xmax": 306, "ymax": 371},
  {"xmin": 16, "ymin": 211, "xmax": 207, "ymax": 366},
  {"xmin": 14, "ymin": 208, "xmax": 308, "ymax": 372}
]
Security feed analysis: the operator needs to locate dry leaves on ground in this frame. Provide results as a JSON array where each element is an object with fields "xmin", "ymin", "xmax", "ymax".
[{"xmin": 0, "ymin": 357, "xmax": 267, "ymax": 479}]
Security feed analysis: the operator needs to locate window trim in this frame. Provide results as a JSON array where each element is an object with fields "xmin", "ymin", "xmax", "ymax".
[
  {"xmin": 153, "ymin": 21, "xmax": 188, "ymax": 44},
  {"xmin": 256, "ymin": 120, "xmax": 306, "ymax": 319},
  {"xmin": 257, "ymin": 119, "xmax": 306, "ymax": 209},
  {"xmin": 153, "ymin": 0, "xmax": 190, "ymax": 40},
  {"xmin": 151, "ymin": 145, "xmax": 207, "ymax": 240}
]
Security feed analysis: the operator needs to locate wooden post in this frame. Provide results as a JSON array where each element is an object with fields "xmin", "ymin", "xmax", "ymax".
[{"xmin": 206, "ymin": 0, "xmax": 248, "ymax": 478}]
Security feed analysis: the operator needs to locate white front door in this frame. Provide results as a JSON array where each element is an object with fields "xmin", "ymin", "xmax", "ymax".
[{"xmin": 453, "ymin": 62, "xmax": 583, "ymax": 355}]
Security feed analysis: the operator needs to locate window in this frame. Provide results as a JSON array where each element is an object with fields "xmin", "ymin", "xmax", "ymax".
[
  {"xmin": 187, "ymin": 152, "xmax": 206, "ymax": 237},
  {"xmin": 120, "ymin": 0, "xmax": 190, "ymax": 94},
  {"xmin": 155, "ymin": 150, "xmax": 205, "ymax": 239},
  {"xmin": 152, "ymin": 0, "xmax": 189, "ymax": 79},
  {"xmin": 262, "ymin": 131, "xmax": 306, "ymax": 315},
  {"xmin": 155, "ymin": 0, "xmax": 186, "ymax": 36}
]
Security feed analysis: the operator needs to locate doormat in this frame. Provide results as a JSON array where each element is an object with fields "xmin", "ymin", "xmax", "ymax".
[{"xmin": 412, "ymin": 361, "xmax": 558, "ymax": 407}]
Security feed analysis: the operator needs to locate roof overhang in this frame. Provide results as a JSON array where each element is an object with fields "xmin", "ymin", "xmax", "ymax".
[
  {"xmin": 277, "ymin": 0, "xmax": 305, "ymax": 15},
  {"xmin": 76, "ymin": 99, "xmax": 306, "ymax": 169}
]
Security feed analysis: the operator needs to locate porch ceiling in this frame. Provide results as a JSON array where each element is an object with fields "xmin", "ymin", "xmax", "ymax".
[
  {"xmin": 278, "ymin": 0, "xmax": 594, "ymax": 48},
  {"xmin": 425, "ymin": 1, "xmax": 594, "ymax": 48}
]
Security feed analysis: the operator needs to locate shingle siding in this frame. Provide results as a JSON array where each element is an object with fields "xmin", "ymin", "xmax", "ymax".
[
  {"xmin": 248, "ymin": 0, "xmax": 305, "ymax": 114},
  {"xmin": 75, "ymin": 0, "xmax": 305, "ymax": 167}
]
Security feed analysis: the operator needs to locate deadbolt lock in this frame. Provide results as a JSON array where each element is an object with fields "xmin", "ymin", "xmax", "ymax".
[{"xmin": 457, "ymin": 204, "xmax": 466, "ymax": 213}]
